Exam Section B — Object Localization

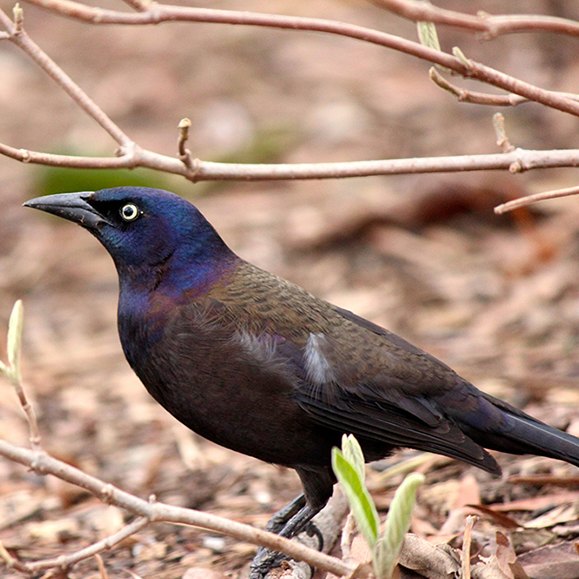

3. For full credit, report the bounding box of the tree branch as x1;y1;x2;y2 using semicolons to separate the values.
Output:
429;67;579;109
19;0;579;116
5;140;579;180
0;438;359;577
1;3;579;183
373;0;579;39
0;9;133;149
21;517;150;574
495;184;579;214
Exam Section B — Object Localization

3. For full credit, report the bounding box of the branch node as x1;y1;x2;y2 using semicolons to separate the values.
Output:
93;8;105;24
101;483;115;502
29;450;44;474
509;159;524;173
187;157;203;182
476;11;498;40
452;46;474;75
55;553;70;571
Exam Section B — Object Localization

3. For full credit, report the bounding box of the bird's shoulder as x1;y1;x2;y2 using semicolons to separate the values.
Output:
162;261;458;390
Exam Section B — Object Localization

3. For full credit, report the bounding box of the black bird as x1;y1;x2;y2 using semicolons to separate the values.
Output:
25;187;579;572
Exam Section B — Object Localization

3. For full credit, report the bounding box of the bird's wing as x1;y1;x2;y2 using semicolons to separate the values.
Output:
286;304;503;473
289;304;579;473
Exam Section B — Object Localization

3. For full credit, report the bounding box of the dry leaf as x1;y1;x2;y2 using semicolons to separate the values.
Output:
517;540;579;579
471;532;529;579
398;533;461;578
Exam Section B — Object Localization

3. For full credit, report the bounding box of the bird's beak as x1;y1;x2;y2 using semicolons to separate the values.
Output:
23;192;108;229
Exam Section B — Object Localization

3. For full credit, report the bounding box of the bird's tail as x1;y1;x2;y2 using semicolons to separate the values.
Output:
458;393;579;470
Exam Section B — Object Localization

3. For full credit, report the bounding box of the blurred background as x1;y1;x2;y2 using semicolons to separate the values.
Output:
2;1;579;577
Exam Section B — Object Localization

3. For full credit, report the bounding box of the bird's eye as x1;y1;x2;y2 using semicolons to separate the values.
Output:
120;203;140;222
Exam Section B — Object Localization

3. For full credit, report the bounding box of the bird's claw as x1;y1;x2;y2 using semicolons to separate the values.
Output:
248;520;323;579
249;546;289;579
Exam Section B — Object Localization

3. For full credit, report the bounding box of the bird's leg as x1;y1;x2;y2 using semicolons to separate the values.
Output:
250;496;322;579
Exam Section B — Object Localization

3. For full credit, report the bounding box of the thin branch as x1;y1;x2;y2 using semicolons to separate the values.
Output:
177;118;194;171
0;3;578;182
0;439;359;578
429;67;579;108
94;554;109;579
121;0;150;11
0;9;133;149
22;517;149;574
340;513;357;564
492;113;515;154
429;67;529;106
19;0;579;117
0;540;26;573
0;301;42;453
19;0;472;74
461;515;477;579
494;184;579;214
373;0;579;39
450;49;579;116
4;139;579;180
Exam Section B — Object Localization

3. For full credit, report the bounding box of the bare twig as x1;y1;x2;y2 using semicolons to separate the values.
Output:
121;0;151;11
177;118;194;171
429;67;527;106
430;68;579;107
5;140;579;180
18;0;579;117
492;113;515;154
22;517;149;574
0;439;359;577
13;3;24;33
94;554;109;579
0;301;42;453
373;0;579;39
0;3;578;183
495;184;579;214
462;515;477;579
0;9;133;149
340;513;357;564
0;540;24;573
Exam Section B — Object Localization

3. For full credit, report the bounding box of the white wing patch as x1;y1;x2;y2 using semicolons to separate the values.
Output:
234;331;279;364
304;333;334;384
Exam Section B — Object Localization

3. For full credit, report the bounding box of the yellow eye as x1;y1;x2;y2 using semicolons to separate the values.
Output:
120;203;140;221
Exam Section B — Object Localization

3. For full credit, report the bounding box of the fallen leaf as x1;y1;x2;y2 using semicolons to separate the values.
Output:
470;532;529;579
517;540;579;579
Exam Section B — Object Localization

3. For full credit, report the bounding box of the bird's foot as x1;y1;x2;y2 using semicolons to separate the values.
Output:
264;494;306;534
249;519;323;579
249;546;288;579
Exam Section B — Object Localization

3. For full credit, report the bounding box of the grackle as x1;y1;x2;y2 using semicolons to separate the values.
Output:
25;187;579;574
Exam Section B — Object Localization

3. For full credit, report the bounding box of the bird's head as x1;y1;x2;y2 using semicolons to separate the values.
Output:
24;187;235;292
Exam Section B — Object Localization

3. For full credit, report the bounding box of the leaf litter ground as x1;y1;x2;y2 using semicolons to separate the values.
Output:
2;2;579;577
